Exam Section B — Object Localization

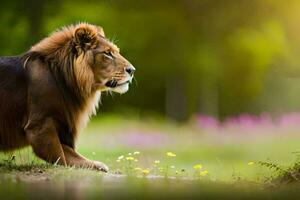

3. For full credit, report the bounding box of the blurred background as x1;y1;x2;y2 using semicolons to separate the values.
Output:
1;0;300;185
2;0;300;121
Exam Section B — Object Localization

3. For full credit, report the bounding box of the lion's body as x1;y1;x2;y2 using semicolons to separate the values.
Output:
0;56;28;150
0;23;135;172
0;55;100;151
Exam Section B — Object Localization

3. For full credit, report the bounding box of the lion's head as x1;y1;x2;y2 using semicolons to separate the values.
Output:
29;23;135;95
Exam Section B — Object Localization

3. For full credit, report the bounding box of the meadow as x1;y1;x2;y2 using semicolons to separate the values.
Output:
0;114;299;199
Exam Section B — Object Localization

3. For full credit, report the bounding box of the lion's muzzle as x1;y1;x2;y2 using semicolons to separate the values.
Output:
125;65;136;76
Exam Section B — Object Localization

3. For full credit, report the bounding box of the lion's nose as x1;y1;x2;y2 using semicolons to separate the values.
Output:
125;66;136;76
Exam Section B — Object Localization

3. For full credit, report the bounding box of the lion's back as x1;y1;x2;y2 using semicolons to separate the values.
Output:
0;56;29;150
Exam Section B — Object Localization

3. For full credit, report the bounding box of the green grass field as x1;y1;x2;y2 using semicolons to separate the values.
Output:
1;115;300;199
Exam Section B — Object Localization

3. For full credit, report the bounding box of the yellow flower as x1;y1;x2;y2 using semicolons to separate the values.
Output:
126;156;135;161
248;161;255;166
133;151;140;155
200;170;209;176
118;155;124;160
142;169;150;176
134;159;138;162
166;152;176;157
134;167;142;171
193;164;203;170
154;160;160;164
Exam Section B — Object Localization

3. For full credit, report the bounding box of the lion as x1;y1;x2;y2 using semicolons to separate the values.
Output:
0;23;135;172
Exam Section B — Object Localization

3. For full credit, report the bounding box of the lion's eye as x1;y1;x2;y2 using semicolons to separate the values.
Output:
103;51;114;59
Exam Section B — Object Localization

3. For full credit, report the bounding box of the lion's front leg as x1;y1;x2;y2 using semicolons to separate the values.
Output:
25;118;67;165
62;144;109;172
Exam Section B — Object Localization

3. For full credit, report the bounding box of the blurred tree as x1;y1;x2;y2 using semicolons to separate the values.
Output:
1;0;300;121
0;0;60;53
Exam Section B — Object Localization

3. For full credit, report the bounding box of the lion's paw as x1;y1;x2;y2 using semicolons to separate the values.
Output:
92;161;109;173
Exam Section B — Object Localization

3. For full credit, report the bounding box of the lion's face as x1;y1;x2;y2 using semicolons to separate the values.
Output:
74;25;135;94
91;37;135;94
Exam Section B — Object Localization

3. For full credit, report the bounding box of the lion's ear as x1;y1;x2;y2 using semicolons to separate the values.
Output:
74;26;97;51
97;26;105;37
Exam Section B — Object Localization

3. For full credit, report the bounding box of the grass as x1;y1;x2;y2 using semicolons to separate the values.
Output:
0;115;300;199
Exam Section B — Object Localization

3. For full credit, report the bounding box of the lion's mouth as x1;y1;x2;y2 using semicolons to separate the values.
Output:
105;80;130;88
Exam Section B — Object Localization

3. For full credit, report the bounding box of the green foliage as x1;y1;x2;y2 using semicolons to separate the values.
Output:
1;0;300;120
257;153;300;184
257;161;285;174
